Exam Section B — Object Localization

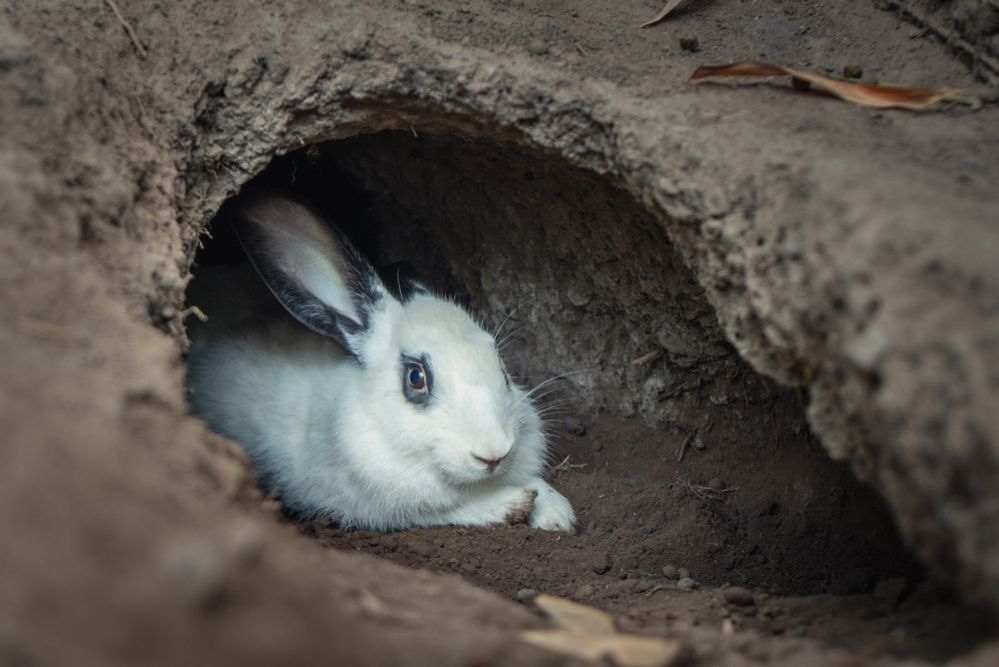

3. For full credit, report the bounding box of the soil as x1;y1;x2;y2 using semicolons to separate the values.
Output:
2;1;998;666
310;413;991;664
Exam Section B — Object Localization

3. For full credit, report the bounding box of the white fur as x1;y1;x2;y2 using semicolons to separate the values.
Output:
186;199;575;532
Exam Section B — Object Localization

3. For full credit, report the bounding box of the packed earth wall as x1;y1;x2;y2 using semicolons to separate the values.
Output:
2;1;998;665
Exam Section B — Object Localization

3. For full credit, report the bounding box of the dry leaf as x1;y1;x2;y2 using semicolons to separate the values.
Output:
640;0;685;29
690;61;964;110
533;594;616;635
521;629;683;667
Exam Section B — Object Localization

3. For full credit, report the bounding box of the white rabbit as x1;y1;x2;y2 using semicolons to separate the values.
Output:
186;191;575;532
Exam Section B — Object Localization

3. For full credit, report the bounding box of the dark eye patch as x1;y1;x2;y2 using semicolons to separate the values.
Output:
401;353;433;406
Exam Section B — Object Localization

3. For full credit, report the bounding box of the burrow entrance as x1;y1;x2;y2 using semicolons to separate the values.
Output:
187;129;923;608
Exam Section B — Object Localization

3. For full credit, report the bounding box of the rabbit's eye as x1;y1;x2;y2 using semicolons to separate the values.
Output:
401;355;433;406
407;364;427;390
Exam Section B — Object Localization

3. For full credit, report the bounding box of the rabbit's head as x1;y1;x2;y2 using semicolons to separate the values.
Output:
233;192;540;485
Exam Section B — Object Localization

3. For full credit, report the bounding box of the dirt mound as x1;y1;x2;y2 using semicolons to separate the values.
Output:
2;1;998;665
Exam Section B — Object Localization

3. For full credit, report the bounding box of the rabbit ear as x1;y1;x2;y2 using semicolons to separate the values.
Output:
230;191;391;360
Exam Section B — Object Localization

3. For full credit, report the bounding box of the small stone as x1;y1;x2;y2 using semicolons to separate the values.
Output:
677;577;697;590
661;564;678;579
677;567;690;579
843;64;864;79
574;584;595;599
691;437;705;451
708;477;726;492
634;580;654;593
563;417;586;437
721;586;755;607
680;35;700;52
527;40;549;56
516;588;537;603
592;554;612;575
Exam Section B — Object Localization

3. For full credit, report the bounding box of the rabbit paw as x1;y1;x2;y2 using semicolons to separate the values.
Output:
527;479;576;532
438;485;538;527
504;489;538;525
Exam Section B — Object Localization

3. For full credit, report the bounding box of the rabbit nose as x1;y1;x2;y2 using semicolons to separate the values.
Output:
473;453;507;472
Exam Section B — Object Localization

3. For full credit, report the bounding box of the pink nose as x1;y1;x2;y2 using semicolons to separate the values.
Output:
473;454;506;472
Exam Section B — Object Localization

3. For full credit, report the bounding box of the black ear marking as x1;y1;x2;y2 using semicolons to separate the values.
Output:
229;189;391;361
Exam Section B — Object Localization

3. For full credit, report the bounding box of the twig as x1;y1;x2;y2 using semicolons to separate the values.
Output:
681;479;737;502
631;350;662;366
180;306;208;322
103;0;147;58
553;455;587;472
644;585;668;598
676;432;695;462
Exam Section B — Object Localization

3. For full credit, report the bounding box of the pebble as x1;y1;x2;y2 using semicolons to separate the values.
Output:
527;40;550;56
843;64;864;79
680;35;700;52
721;586;755;606
661;564;678;579
574;584;595;599
516;588;537;603
677;577;698;590
592;554;612;575
634;580;654;593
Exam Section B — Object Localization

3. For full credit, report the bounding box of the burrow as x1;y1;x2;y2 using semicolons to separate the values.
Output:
184;127;922;599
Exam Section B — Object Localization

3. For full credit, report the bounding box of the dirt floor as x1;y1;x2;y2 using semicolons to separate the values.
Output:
3;1;999;666
307;413;992;665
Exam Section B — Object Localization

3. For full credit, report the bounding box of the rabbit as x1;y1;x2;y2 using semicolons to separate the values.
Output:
185;191;576;532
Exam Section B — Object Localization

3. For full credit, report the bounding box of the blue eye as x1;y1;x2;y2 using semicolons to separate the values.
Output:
407;364;427;391
401;354;433;406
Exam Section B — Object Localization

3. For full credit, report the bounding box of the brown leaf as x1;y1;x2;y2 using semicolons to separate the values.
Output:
521;629;683;667
690;61;964;110
640;0;685;29
533;594;616;635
